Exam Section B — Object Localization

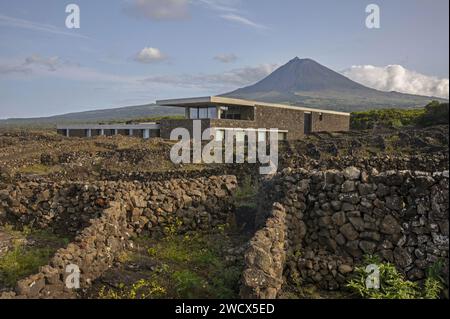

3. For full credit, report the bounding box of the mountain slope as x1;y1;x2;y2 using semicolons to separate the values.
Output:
222;57;447;112
0;104;183;127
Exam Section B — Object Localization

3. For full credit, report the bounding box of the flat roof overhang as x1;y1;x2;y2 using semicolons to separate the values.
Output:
156;96;351;116
56;123;160;130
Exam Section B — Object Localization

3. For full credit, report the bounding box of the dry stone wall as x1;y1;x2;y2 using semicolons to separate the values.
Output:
240;203;286;299
288;168;449;290
243;168;449;297
280;153;449;173
0;176;238;236
0;175;238;299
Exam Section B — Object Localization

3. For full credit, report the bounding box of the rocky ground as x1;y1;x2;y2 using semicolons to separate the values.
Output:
0;125;448;183
0;125;448;299
279;125;449;171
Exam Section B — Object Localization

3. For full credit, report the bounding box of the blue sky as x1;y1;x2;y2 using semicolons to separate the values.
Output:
0;0;448;118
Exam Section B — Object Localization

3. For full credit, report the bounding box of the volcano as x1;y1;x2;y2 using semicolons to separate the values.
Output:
222;57;446;112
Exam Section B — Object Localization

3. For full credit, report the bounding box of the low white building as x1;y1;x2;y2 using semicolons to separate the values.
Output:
56;123;160;139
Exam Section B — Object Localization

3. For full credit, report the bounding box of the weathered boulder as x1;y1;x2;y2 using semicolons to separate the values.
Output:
380;215;401;235
343;167;361;181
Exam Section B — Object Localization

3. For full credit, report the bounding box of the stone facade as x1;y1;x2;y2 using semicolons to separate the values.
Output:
160;105;349;140
311;112;351;133
159;119;212;140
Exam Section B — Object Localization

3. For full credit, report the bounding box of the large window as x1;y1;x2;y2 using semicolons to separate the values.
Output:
198;107;208;119
220;106;242;120
189;106;218;119
190;108;198;119
208;107;217;119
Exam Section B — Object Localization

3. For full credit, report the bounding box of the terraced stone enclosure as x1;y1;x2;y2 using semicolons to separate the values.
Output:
0;126;448;299
0;176;241;298
241;168;449;298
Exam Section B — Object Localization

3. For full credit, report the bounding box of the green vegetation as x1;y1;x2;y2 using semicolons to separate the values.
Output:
233;176;258;209
351;101;449;130
347;255;445;299
97;229;244;299
0;227;69;287
419;101;450;126
0;245;55;287
98;279;167;299
351;108;426;130
16;163;57;175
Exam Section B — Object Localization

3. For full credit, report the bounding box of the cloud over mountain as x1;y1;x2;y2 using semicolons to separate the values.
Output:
342;65;449;99
214;53;238;63
142;63;278;89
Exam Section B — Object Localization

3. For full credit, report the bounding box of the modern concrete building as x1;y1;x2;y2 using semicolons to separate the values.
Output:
57;97;350;140
157;96;350;140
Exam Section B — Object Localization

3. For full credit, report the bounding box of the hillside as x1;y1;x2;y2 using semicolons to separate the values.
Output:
0;104;183;128
222;57;447;112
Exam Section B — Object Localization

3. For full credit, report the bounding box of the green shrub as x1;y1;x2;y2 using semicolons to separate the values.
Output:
423;277;444;299
350;101;449;130
347;255;444;299
350;108;425;130
419;101;449;126
163;217;183;237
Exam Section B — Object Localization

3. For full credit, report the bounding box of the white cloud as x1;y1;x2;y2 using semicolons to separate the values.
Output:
124;0;189;20
0;14;89;39
134;47;167;63
214;53;238;63
24;55;62;71
220;13;267;29
0;55;62;75
0;64;31;75
0;55;137;84
142;63;278;90
1;54;276;97
123;1;267;30
195;0;239;12
342;65;449;99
